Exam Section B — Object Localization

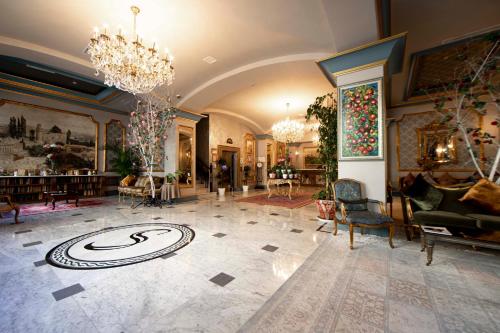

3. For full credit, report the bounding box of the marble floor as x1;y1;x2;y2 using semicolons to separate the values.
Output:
0;192;499;333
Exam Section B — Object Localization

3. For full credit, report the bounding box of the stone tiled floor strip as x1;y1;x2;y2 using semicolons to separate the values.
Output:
0;193;499;332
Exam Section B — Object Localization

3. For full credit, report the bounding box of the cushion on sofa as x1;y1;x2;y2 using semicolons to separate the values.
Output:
459;179;500;215
406;174;443;211
466;214;500;231
436;186;483;214
413;210;477;229
120;175;137;186
134;176;150;188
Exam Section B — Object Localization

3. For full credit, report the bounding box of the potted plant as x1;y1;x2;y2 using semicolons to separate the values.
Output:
242;165;251;192
165;170;183;184
107;144;141;178
306;92;338;220
269;165;276;179
216;158;229;196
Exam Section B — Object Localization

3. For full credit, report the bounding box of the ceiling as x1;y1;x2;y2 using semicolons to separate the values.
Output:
0;0;379;132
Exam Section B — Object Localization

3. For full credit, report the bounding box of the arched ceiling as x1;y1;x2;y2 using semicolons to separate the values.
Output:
0;0;379;133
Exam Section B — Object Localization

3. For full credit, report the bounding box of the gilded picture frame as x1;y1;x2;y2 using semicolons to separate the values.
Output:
104;119;126;172
0;99;99;171
338;78;384;161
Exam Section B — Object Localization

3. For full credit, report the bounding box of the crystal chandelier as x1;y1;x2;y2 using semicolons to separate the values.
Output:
271;103;305;143
87;6;175;95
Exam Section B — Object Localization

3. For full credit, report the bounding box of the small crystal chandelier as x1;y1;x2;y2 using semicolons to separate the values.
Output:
271;103;305;143
87;6;175;95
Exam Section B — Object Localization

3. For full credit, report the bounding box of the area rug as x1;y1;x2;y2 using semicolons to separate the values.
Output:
3;199;110;217
235;193;314;209
239;233;500;333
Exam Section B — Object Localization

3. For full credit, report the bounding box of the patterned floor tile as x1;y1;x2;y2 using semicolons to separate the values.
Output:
388;300;440;333
439;314;497;333
334;314;383;333
388;278;432;310
423;270;471;296
340;288;385;329
356;257;388;276
430;287;495;329
352;269;387;296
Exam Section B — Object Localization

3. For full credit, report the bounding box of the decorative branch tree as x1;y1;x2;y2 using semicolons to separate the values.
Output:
128;93;176;202
431;33;499;183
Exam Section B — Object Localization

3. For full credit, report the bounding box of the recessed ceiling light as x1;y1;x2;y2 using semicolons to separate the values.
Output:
203;56;217;64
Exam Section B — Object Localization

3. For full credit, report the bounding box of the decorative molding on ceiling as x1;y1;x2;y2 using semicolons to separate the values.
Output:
0;35;92;69
177;52;331;108
204;108;265;134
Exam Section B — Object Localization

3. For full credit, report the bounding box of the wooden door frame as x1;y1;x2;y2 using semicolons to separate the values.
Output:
217;145;241;188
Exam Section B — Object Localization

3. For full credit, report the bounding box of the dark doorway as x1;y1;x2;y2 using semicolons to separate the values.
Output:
217;145;241;190
195;115;210;190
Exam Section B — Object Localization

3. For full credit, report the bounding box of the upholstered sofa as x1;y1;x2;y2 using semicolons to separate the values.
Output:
402;176;500;240
118;176;163;203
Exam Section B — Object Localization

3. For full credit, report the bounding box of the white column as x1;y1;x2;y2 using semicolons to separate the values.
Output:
336;65;387;203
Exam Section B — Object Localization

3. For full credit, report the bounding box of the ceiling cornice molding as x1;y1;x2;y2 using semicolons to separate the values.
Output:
177;52;331;108
204;108;265;134
0;35;92;70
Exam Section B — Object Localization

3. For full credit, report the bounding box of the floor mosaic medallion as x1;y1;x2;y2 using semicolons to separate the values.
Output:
46;223;194;269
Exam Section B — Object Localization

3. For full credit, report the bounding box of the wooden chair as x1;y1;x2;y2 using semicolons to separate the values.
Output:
333;179;394;250
0;194;20;224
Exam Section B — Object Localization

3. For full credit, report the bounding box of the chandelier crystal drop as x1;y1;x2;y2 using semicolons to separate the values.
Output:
87;6;175;95
271;103;305;143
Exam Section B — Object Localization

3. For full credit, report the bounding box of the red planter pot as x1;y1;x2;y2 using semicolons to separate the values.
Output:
315;199;335;220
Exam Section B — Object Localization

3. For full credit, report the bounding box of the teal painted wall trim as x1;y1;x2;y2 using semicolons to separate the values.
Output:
174;108;205;122
318;33;407;85
0;81;129;115
0;55;117;100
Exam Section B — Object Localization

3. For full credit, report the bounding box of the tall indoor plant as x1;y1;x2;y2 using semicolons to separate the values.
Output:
306;92;338;220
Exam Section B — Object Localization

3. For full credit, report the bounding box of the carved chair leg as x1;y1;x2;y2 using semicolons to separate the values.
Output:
349;224;354;250
388;223;395;248
14;206;20;224
333;220;338;236
420;229;426;252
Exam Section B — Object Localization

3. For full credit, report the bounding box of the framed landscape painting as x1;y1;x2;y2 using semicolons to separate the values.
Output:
338;79;383;160
0;99;98;171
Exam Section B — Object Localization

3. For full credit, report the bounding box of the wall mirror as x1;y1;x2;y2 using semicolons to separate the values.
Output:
303;147;321;168
417;122;457;166
178;126;193;187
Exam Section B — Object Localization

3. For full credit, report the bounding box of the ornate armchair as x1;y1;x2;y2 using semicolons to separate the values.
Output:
333;179;394;249
0;194;20;224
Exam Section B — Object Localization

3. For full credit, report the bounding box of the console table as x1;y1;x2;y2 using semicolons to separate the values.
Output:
267;178;301;200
